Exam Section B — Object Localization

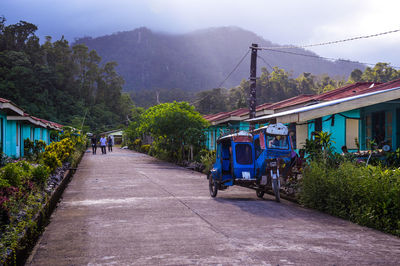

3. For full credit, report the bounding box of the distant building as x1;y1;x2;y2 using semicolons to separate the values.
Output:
100;129;124;145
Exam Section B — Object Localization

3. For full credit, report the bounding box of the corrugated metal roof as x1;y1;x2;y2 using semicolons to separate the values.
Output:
0;98;11;103
248;86;400;122
204;79;400;124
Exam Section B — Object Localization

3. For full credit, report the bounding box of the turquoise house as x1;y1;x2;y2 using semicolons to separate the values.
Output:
0;97;62;159
204;108;250;150
250;81;400;153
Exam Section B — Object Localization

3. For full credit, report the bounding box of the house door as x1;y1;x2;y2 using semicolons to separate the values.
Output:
0;118;3;152
16;123;21;158
371;111;386;147
397;108;400;149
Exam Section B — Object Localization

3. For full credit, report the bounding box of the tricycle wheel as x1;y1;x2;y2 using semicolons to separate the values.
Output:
209;175;218;197
256;190;264;198
272;178;280;202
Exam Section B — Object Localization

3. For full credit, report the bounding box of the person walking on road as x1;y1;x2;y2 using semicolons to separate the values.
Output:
107;136;113;152
91;135;97;154
100;135;107;154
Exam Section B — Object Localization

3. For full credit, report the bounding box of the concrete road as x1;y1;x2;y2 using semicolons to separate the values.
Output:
28;148;400;265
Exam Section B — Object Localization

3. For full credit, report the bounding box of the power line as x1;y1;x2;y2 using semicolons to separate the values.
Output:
257;28;400;50
257;55;274;71
217;49;250;88
190;49;250;105
260;48;400;69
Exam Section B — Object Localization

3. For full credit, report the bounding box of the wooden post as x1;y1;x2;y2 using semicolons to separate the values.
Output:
249;43;258;130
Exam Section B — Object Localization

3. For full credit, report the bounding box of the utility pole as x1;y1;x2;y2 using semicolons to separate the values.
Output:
249;43;258;130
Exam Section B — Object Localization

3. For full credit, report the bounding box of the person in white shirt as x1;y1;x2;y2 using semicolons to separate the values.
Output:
100;135;107;154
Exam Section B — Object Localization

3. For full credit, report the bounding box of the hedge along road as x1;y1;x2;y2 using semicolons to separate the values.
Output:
28;148;400;265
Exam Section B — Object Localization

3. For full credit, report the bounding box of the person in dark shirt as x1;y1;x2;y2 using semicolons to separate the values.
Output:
107;136;113;152
91;135;97;154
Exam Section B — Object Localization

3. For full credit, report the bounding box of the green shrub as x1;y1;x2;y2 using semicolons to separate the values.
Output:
32;165;50;186
199;149;216;174
24;138;35;160
16;160;33;172
0;163;27;187
140;144;150;154
133;139;142;150
42;151;62;172
148;141;170;161
300;160;400;236
0;176;9;189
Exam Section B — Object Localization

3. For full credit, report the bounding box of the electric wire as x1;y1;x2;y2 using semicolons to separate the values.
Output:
190;49;250;105
217;49;250;88
257;28;400;50
260;48;400;69
257;55;274;71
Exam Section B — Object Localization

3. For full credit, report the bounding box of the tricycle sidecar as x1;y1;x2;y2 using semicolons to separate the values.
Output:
208;131;255;197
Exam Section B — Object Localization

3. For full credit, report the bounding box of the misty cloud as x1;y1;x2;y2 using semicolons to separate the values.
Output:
1;0;400;66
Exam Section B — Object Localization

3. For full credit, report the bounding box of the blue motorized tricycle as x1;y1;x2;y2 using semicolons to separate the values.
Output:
208;124;294;202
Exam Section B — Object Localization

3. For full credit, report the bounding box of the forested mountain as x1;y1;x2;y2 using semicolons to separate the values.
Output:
75;26;364;93
0;18;132;132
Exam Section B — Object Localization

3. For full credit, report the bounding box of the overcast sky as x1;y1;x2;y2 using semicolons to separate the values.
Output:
2;0;400;67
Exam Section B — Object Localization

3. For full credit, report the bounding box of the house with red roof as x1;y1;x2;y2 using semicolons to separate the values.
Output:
0;98;62;158
204;79;400;152
249;80;400;152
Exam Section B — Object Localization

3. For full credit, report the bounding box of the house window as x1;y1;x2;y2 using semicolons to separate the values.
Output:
0;118;3;150
296;124;308;149
346;119;359;150
366;114;372;144
397;109;400;150
314;118;322;132
386;111;392;147
372;111;386;148
16;124;20;146
366;111;392;149
211;131;214;150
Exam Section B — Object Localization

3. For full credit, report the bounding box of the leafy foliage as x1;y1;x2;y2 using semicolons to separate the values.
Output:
300;161;400;236
0;17;133;132
0;133;86;263
126;102;209;162
23;139;46;161
199;149;216;174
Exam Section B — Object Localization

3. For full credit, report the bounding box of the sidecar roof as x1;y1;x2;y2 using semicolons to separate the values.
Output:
218;131;253;143
255;123;288;135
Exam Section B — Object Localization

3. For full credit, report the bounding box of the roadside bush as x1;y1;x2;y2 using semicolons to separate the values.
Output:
42;151;62;172
199;149;216;174
300;160;400;236
0;176;9;189
0;152;12;168
31;165;50;187
140;144;150;154
24;139;47;161
0;163;26;187
41;137;74;172
148;139;170;161
134;139;142;150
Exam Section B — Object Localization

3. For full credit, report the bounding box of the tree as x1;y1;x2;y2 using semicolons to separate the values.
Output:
361;63;400;83
349;69;363;83
194;88;228;114
137;102;209;161
0;18;132;132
